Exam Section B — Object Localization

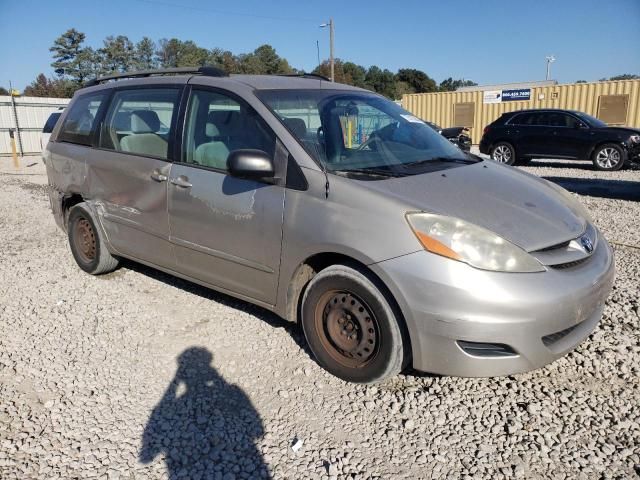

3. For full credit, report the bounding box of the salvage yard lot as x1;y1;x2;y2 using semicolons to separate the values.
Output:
1;158;638;479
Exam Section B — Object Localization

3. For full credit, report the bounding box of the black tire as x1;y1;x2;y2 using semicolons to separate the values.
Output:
592;143;626;171
301;264;407;384
68;203;119;275
490;141;517;166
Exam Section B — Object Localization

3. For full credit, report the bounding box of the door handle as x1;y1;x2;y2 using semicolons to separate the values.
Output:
150;170;168;182
170;176;192;188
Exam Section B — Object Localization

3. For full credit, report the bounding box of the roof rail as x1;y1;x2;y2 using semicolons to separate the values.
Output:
84;66;227;87
278;73;332;82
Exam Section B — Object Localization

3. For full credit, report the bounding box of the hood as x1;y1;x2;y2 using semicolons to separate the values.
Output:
361;161;586;252
599;126;640;136
440;126;467;138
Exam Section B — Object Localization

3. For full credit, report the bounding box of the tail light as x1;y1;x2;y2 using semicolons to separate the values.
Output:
483;126;490;135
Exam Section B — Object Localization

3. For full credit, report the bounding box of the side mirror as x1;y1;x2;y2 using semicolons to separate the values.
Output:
227;149;275;180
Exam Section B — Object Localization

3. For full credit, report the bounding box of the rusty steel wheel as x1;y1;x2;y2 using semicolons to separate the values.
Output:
314;290;380;368
68;203;119;275
301;264;406;383
73;217;97;263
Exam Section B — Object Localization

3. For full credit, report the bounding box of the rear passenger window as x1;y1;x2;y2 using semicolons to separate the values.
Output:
182;89;275;171
58;93;106;146
99;88;180;159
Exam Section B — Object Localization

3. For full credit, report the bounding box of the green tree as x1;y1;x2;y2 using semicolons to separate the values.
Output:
313;59;367;86
576;80;587;83
98;35;135;74
438;77;478;91
50;28;96;83
155;38;211;68
365;66;397;99
23;73;76;97
0;86;9;95
135;37;157;70
209;48;240;73
396;68;437;94
608;74;639;81
238;45;293;74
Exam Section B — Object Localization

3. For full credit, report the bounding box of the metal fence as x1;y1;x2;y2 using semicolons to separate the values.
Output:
0;96;70;157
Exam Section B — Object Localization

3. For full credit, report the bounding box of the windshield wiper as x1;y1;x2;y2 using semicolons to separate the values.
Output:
402;156;477;168
331;167;406;178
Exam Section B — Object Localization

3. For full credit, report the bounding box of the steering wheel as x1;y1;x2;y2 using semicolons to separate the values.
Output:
356;133;382;152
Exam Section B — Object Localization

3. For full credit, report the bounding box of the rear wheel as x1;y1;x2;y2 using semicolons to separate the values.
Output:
68;203;119;275
301;265;407;384
490;142;517;166
592;144;625;171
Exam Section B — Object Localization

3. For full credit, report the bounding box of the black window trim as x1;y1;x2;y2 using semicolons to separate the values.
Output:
56;90;112;147
174;84;282;178
91;84;184;162
506;110;587;129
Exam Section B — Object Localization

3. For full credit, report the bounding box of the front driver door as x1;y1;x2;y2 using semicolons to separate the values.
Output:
168;87;285;305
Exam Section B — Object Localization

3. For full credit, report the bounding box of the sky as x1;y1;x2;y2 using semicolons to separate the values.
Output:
1;0;639;91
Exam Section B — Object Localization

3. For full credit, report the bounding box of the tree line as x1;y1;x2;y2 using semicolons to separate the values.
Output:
4;28;638;99
17;28;477;99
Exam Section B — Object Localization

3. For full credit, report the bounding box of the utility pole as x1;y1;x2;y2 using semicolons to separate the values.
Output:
320;19;335;82
545;55;556;81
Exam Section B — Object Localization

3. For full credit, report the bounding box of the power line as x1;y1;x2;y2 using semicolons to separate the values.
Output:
132;0;318;23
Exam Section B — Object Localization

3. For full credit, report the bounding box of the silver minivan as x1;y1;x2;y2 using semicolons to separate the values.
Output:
44;67;615;383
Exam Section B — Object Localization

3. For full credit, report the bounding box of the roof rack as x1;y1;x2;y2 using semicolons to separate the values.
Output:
278;73;332;82
84;66;227;87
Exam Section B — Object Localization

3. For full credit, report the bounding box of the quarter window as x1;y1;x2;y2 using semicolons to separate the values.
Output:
182;89;275;171
99;88;180;159
58;93;106;146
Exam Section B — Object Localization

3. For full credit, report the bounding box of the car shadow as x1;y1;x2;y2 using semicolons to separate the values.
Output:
139;347;271;479
543;176;640;201
119;259;308;352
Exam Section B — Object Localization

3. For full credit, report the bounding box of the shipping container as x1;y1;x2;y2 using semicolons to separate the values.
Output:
402;79;640;145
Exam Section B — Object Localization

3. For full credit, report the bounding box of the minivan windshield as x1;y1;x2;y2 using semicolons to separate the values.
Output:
258;89;475;177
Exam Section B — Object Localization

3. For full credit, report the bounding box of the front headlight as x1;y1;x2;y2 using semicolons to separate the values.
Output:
406;213;545;273
629;134;640;144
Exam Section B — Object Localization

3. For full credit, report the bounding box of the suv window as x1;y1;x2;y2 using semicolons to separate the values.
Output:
58;93;106;146
546;112;579;128
99;88;180;159
510;113;533;125
183;89;275;171
43;112;62;134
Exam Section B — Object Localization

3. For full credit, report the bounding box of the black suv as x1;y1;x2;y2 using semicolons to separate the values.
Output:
479;109;640;170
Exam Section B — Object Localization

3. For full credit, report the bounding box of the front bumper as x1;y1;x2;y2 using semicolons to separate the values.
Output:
626;142;640;162
371;236;615;377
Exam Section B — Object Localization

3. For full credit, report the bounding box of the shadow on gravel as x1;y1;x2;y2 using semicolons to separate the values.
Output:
543;176;640;201
119;259;308;351
140;347;271;479
526;159;595;170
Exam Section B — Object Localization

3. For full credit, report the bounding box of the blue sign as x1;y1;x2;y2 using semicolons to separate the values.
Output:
501;88;531;101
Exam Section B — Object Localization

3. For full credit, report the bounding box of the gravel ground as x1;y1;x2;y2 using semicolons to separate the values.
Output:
1;156;639;480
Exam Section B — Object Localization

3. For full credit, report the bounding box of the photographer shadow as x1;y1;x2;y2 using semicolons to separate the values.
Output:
140;347;270;479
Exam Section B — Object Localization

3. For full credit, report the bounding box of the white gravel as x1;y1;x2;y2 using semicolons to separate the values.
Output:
1;157;639;479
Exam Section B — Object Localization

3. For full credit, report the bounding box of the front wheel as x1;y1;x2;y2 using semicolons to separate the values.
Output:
490;142;517;166
301;264;407;384
592;144;625;171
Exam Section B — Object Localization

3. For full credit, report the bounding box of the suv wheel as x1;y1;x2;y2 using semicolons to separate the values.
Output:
68;203;120;275
490;142;517;165
592;144;625;171
301;264;407;384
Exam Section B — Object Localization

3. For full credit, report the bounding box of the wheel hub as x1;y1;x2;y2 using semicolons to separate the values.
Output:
596;148;620;169
317;291;378;367
75;218;96;262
